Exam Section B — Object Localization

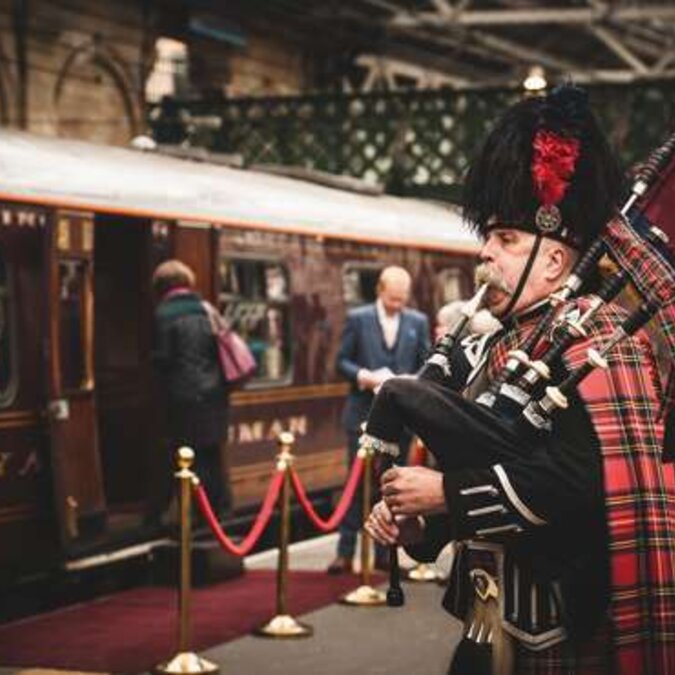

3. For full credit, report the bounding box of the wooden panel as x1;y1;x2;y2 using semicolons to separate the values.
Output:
0;422;57;571
228;31;304;96
231;448;345;507
174;223;216;300
49;394;104;536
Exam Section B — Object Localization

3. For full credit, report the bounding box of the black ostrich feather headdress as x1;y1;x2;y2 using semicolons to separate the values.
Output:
462;84;624;250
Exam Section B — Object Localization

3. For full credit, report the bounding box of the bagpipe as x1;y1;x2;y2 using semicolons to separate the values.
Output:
363;129;675;606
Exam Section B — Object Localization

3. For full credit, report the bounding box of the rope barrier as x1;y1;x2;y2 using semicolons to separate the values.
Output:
194;447;365;552
409;439;427;466
289;455;364;533
193;469;284;557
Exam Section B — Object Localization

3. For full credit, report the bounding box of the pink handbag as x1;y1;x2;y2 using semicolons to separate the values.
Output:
203;302;257;386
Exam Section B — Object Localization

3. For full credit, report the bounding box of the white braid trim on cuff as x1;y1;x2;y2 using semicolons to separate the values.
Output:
359;432;400;458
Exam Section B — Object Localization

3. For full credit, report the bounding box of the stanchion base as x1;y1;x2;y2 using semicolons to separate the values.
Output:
254;613;314;638
154;651;219;674
340;584;387;606
406;563;441;583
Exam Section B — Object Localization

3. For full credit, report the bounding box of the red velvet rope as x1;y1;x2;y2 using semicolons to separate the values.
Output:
192;469;284;557
409;441;427;467
289;455;364;533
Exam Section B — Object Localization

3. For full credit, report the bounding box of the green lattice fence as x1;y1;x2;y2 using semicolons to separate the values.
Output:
148;83;675;201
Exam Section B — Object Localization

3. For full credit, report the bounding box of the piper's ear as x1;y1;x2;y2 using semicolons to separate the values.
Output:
543;241;571;283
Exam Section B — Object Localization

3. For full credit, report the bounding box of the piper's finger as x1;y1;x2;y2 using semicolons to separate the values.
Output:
376;521;398;545
364;522;384;545
377;502;394;524
382;494;399;510
390;501;416;516
381;482;400;497
366;519;395;545
372;509;399;538
382;519;400;541
381;468;399;484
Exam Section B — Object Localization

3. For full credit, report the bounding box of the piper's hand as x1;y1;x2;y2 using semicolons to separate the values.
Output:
381;466;447;516
365;500;425;546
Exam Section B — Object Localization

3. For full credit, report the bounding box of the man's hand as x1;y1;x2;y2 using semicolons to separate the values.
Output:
365;500;425;546
381;466;447;516
357;368;393;392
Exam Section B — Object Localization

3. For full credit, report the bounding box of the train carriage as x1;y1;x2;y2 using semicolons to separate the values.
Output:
0;129;478;587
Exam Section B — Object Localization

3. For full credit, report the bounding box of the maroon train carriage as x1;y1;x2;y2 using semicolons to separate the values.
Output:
0;129;478;589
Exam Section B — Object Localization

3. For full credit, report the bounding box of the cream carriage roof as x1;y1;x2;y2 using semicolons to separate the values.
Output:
0;129;478;253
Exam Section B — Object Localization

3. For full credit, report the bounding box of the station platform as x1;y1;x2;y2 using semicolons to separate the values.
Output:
0;534;462;675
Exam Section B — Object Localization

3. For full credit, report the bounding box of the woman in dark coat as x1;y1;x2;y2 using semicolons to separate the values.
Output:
149;259;231;524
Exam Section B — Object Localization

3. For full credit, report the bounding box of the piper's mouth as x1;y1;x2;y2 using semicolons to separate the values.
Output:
475;264;511;295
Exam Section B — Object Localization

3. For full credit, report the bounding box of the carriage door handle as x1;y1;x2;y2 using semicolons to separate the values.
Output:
48;398;70;421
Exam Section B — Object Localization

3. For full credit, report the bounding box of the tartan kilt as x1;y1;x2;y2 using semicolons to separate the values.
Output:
514;621;611;675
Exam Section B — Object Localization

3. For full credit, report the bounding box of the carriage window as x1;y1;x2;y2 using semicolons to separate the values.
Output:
342;263;382;307
0;255;17;407
437;268;463;305
218;258;291;384
59;260;91;391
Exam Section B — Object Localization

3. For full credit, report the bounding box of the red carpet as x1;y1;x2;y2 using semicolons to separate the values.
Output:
0;570;375;672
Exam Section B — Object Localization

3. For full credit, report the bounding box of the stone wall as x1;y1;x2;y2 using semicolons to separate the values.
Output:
0;0;147;143
0;1;310;144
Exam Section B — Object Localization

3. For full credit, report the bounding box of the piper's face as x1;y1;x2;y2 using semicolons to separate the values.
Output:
479;228;548;318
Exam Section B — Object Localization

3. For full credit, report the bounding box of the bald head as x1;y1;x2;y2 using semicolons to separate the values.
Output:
377;266;411;317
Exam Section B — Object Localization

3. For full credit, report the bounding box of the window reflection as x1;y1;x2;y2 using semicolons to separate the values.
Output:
437;268;462;304
342;264;382;307
219;258;291;383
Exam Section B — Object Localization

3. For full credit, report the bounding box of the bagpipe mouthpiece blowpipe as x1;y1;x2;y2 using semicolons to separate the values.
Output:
418;274;491;386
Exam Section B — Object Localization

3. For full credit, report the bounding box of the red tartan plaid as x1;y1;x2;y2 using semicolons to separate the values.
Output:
515;619;612;674
486;296;675;674
605;215;675;419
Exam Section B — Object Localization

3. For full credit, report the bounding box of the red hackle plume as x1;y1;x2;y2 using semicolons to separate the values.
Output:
531;130;581;206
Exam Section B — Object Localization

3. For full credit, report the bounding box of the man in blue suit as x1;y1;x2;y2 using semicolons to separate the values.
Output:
328;266;431;574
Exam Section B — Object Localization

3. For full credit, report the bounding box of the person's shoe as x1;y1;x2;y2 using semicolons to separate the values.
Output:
326;555;353;575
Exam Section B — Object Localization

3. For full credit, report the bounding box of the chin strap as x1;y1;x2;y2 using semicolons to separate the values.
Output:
501;235;543;319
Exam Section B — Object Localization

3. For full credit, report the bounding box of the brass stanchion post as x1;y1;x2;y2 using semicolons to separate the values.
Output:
155;447;219;675
255;432;313;637
341;446;386;606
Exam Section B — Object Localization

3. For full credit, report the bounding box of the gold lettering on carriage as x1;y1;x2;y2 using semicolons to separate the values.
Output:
0;206;47;228
228;415;308;445
18;450;40;477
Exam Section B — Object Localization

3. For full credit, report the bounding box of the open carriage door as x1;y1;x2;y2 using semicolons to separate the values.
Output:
45;210;105;548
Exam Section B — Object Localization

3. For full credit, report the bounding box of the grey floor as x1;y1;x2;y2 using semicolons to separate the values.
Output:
0;535;462;675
